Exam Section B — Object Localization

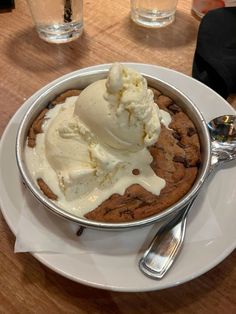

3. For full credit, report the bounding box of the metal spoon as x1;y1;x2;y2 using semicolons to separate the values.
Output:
139;115;236;279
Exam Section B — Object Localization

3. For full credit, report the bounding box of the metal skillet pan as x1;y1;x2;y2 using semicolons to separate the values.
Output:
15;69;211;230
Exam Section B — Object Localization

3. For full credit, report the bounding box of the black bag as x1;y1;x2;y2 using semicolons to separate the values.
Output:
192;8;236;99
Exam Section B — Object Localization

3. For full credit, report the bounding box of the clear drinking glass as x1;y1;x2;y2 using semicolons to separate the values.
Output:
27;0;83;43
130;0;178;28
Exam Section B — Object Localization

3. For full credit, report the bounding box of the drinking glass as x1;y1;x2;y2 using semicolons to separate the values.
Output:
130;0;178;28
27;0;83;43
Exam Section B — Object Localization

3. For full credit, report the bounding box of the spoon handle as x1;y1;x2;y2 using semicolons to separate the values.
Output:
139;200;194;279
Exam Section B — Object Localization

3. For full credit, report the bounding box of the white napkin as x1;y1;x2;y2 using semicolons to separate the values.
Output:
14;186;222;254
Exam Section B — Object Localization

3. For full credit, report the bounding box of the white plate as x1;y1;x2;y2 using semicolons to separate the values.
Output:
0;63;236;292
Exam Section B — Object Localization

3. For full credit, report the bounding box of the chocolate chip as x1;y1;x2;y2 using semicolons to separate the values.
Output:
76;226;85;236
173;156;187;164
196;159;201;167
184;160;190;168
187;127;196;137
177;142;186;148
47;102;55;109
167;103;182;114
172;131;181;141
132;169;140;175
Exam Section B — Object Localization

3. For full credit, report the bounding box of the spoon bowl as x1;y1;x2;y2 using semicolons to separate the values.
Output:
208;115;236;167
208;115;236;144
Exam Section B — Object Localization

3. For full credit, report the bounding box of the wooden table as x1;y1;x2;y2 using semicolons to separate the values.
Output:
0;1;235;313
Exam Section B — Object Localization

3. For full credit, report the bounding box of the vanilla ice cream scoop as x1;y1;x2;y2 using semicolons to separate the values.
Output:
25;63;171;217
74;63;161;152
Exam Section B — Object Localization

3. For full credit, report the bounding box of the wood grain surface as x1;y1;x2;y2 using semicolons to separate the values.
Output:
0;1;235;313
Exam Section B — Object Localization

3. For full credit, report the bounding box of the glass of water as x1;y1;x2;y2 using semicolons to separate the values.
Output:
130;0;178;28
27;0;83;43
